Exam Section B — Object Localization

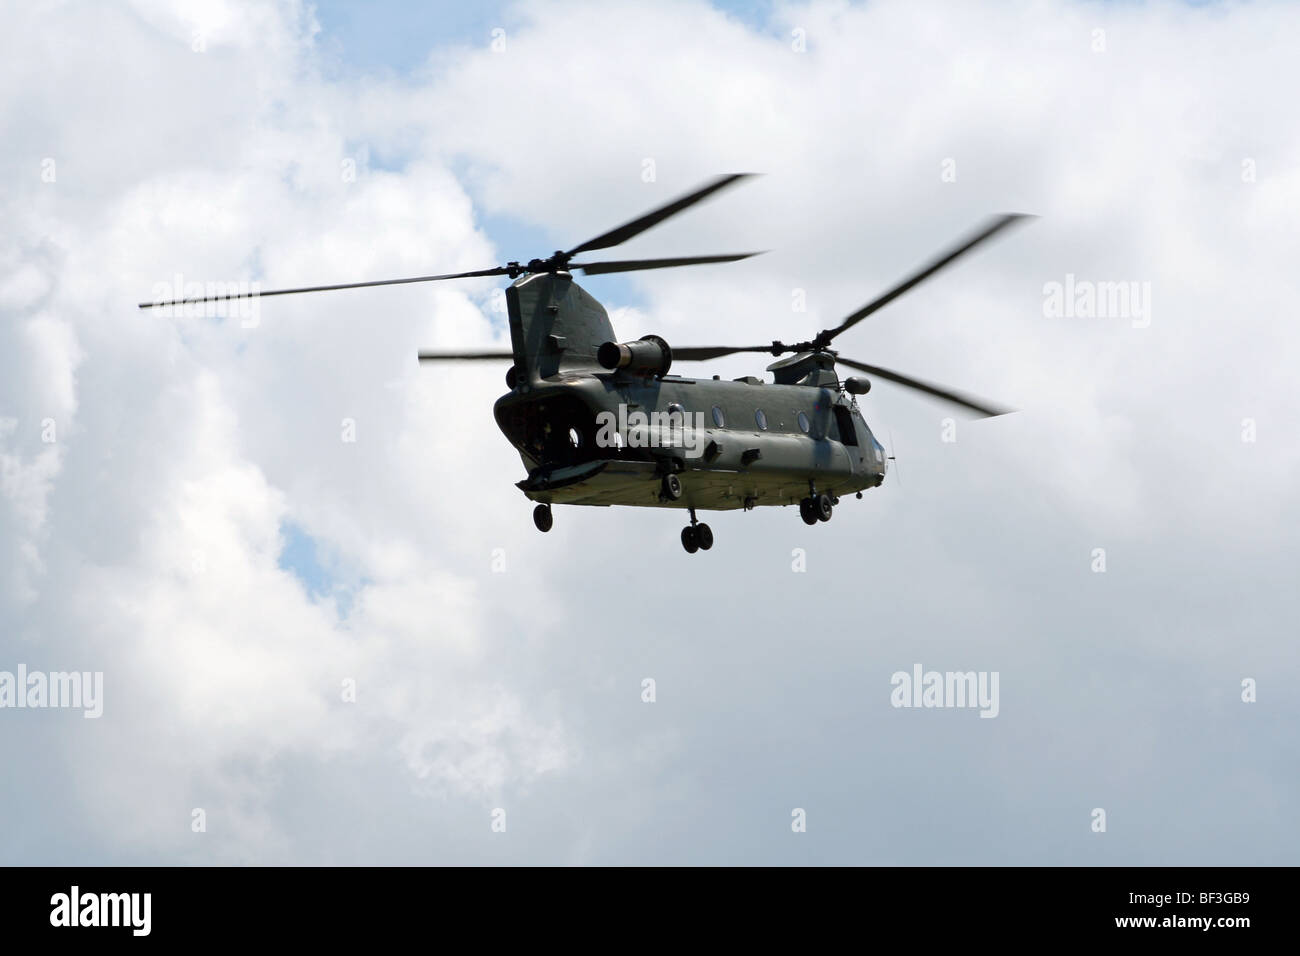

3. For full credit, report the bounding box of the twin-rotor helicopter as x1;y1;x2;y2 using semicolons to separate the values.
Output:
141;174;1031;553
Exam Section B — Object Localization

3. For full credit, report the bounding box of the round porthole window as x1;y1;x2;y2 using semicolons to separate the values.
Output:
797;411;810;433
712;405;725;427
755;409;768;430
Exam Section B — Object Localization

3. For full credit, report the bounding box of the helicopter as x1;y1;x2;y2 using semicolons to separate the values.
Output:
140;174;1032;553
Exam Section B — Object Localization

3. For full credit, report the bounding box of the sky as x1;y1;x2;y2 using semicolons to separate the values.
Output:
1;0;1297;865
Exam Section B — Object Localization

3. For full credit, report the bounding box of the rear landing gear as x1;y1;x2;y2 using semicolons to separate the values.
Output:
660;473;683;501
533;503;553;533
681;508;713;554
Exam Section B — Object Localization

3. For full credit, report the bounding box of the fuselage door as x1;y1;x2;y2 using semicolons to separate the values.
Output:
833;404;870;470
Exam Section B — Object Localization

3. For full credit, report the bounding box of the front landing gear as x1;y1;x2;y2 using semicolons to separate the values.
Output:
681;508;713;554
799;484;834;525
533;503;553;533
799;498;819;525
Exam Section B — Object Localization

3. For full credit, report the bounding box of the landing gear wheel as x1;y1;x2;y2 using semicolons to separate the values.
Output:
799;498;819;525
681;525;699;553
532;504;553;533
661;473;683;501
816;493;834;522
695;523;714;551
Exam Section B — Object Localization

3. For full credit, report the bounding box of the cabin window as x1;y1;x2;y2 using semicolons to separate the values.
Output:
712;405;725;427
797;411;810;433
755;408;768;430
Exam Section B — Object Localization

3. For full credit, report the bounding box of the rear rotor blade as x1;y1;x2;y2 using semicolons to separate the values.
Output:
818;214;1033;343
417;350;514;362
572;252;764;276
565;173;757;257
138;266;512;310
837;356;1012;418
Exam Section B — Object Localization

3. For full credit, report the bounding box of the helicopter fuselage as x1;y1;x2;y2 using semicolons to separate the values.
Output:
494;371;887;512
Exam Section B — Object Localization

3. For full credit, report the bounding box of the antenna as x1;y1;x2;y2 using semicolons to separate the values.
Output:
887;428;901;488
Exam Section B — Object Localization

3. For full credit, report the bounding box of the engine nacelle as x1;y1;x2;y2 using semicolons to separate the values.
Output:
597;334;672;376
843;376;871;395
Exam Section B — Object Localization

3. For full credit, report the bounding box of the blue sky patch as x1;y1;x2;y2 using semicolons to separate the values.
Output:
278;520;361;618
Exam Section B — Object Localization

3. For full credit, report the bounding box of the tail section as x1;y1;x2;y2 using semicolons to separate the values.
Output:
507;272;615;383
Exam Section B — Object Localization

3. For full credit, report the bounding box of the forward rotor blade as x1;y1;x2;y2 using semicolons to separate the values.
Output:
417;350;514;362
836;356;1012;418
819;213;1033;343
572;252;764;275
138;266;512;310
565;173;757;257
671;344;776;361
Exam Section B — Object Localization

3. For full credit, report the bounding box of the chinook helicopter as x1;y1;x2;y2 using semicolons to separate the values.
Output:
140;174;1031;553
